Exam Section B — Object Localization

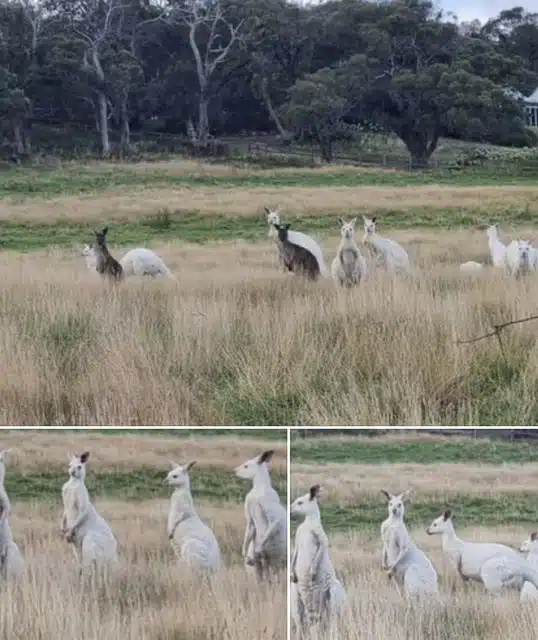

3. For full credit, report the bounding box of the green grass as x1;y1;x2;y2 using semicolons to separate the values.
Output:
292;494;538;534
1;203;537;251
291;435;538;464
5;468;287;503
0;163;537;201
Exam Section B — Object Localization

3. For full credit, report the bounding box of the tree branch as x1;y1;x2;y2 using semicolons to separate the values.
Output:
455;314;538;360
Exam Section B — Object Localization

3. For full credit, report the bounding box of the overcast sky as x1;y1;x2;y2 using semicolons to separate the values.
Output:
437;0;535;23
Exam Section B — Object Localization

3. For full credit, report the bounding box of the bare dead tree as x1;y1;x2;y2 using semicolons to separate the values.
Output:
165;0;245;146
71;0;126;156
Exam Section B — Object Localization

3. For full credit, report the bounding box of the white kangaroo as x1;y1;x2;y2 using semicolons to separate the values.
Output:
520;532;538;601
0;450;24;581
362;215;410;273
61;452;118;573
290;485;345;636
234;450;287;580
381;490;439;601
166;461;221;573
331;217;367;286
486;224;506;268
427;509;538;595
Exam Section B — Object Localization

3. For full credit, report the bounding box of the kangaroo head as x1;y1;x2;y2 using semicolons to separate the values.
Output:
93;227;109;249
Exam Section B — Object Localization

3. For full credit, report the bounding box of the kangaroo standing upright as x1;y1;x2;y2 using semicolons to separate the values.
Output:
92;227;123;280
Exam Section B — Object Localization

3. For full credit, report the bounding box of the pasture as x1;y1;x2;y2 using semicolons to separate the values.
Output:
290;431;538;639
0;429;287;640
2;160;538;424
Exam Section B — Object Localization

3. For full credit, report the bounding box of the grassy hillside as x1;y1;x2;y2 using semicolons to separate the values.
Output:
291;433;538;532
1;158;538;424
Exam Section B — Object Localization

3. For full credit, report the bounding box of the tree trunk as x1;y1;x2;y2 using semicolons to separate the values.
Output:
119;92;130;152
402;129;440;170
12;120;25;155
409;149;430;169
319;137;333;163
197;93;210;146
97;90;110;156
260;77;289;140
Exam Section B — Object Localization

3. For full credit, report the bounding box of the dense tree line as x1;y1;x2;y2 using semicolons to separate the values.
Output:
0;0;537;167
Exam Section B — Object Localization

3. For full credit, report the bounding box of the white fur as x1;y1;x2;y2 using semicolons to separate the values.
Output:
331;217;367;286
61;452;118;571
120;248;176;278
459;261;484;272
265;207;329;276
486;225;507;268
362;216;410;273
82;245;175;278
0;450;24;581
82;244;97;271
265;207;282;239
290;486;345;635
380;490;439;601
427;510;538;595
166;461;221;573
504;239;538;276
520;533;538;601
235;451;287;579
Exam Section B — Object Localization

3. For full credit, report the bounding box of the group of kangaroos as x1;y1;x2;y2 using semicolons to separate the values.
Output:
290;486;538;637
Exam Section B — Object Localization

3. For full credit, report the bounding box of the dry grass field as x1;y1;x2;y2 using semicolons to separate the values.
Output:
1;159;538;424
3;181;538;223
0;430;287;640
2;230;538;424
290;432;538;640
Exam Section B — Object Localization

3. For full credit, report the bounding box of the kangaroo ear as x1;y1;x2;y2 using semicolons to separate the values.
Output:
264;207;271;215
102;226;108;235
80;451;90;464
380;490;391;501
531;532;538;541
338;217;343;226
258;450;274;464
185;461;196;472
309;485;321;500
371;216;377;223
443;509;452;521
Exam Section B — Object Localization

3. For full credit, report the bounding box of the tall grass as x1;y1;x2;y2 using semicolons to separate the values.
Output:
309;529;538;640
290;439;538;639
1;499;286;640
2;229;538;424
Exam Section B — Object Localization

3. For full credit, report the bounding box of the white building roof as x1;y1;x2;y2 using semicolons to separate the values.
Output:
524;87;538;104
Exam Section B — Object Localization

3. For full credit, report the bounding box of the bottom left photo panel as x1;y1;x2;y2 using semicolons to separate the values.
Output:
0;428;288;640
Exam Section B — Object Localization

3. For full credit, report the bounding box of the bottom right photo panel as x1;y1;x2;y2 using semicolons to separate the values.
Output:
289;428;538;639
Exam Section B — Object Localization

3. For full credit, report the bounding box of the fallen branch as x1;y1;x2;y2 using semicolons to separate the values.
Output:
455;314;538;360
